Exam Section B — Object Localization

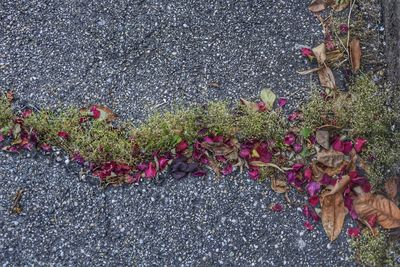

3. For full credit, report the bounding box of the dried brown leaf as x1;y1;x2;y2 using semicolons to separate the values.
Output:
333;1;350;12
308;0;326;13
240;98;259;112
312;43;327;65
297;67;322;75
385;177;399;205
271;178;288;194
317;149;344;168
6;90;14;103
328;175;351;195
321;192;346;241
316;130;330;149
318;66;336;89
350;38;361;72
353;193;400;229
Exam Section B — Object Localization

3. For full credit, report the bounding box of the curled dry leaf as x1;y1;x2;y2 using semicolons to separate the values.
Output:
317;149;344;168
308;0;326;13
350;38;361;72
312;43;327;65
250;161;285;173
271;177;288;193
240;98;259;112
321;191;346;241
297;67;322;75
385;177;399;205
318;66;336;89
316;130;330;149
353;193;400;229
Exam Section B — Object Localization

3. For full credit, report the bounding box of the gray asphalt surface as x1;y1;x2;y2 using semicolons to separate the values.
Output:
0;0;359;266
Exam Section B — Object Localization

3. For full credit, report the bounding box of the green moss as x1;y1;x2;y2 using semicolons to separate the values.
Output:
237;105;286;142
202;102;237;137
351;230;397;267
0;94;13;134
301;91;336;129
132;107;200;154
25;109;136;164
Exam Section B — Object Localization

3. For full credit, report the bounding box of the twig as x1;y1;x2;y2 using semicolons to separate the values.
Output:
346;0;357;49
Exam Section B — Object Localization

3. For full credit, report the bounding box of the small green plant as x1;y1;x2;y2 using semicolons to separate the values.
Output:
0;94;13;134
132;107;200;154
237;105;286;142
301;91;336;129
351;230;397;267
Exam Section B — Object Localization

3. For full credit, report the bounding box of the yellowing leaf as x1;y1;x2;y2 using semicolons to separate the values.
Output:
354;193;400;229
317;149;344;168
260;88;276;110
350;38;361;72
321;191;346;241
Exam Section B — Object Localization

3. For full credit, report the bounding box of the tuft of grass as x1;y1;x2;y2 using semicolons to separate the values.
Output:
0;94;13;134
301;91;336;129
131;107;200;154
237;105;286;142
202;102;237;137
351;230;397;267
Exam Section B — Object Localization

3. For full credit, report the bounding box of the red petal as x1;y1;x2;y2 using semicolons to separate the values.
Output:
158;156;170;170
0;134;4;142
308;196;319;207
343;141;353;154
248;168;260;180
90;105;101;119
288;111;300;121
257;102;267;112
303;167;313;182
239;148;250;159
354;138;367;153
293;143;303;153
22;109;33;118
284;133;296;145
221;164;233;176
57;131;70;140
292;163;304;172
271;203;284;212
367;214;377;227
332;138;344;152
306;182;320;197
347;227;361;238
304;221;314;231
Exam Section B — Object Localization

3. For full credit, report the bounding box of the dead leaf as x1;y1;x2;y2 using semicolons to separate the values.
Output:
326;50;345;63
333;0;350;12
350;38;361;72
318;66;336;89
317;149;344;168
6;90;14;103
328;175;351;195
312;43;327;65
249;161;285;173
321;191;346;241
385;177;399;205
11;189;25;214
271;178;288;193
308;0;326;13
316;130;330;149
354;193;400;229
260;88;276;110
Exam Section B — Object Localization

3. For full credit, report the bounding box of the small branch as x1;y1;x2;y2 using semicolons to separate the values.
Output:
346;0;357;49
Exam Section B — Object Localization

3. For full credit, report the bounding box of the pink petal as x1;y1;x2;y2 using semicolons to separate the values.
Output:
136;162;147;171
284;133;296;145
367;214;377;227
193;169;207;177
0;134;4;142
221;164;233;176
292;163;304;172
213;136;224;143
306;182;321;197
72;152;85;165
158;156;170;171
257;102;267;112
203;136;214;143
287;171;296;184
90;105;101;119
293;143;303;153
40;143;52;152
278;98;288;108
288;111;300;122
354;138;367;153
239;148;250;159
301;47;314;58
342;141;353;154
22;109;33;118
332;138;344;152
304;221;314;231
175;140;189;153
303;167;313;182
347;227;361;238
145;162;157;179
248;168;260;180
216;155;227;163
339;23;349;33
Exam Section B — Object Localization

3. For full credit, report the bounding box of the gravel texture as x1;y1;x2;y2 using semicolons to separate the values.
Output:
0;0;359;266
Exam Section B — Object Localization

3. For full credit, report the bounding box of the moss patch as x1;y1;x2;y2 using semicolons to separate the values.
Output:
0;94;13;134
